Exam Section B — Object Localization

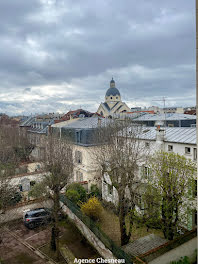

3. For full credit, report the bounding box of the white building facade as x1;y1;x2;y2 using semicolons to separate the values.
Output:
102;126;197;230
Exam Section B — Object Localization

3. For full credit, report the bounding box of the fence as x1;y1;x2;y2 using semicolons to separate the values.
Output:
60;195;133;264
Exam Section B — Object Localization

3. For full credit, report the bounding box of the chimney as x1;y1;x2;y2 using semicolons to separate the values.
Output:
156;125;165;141
155;126;165;151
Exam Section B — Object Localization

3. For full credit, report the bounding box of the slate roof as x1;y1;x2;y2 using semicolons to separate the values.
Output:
133;113;196;121
136;127;196;144
102;102;110;112
111;101;120;111
51;117;110;129
105;87;120;97
28;120;54;134
20;116;36;127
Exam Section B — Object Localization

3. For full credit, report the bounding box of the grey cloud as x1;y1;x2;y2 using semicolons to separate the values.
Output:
0;0;195;115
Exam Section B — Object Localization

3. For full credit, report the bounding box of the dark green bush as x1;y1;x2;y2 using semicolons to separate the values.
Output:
8;192;22;206
89;184;101;199
66;183;87;203
65;189;80;204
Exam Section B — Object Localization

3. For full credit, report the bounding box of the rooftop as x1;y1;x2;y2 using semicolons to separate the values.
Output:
122;234;167;257
51;117;110;129
133;113;196;121
137;126;196;144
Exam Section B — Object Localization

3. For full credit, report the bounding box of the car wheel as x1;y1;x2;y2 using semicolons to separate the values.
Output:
28;222;35;229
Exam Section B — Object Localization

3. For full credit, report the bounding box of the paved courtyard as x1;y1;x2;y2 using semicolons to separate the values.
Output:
0;220;52;264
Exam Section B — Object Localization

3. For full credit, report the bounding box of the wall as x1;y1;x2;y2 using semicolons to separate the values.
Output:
164;142;196;161
148;237;197;264
8;171;46;187
0;199;53;223
60;201;116;260
102;173;119;205
27;162;43;173
101;135;197;229
73;145;102;190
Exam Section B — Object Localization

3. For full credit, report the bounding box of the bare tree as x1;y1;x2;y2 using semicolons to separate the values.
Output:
30;135;73;259
0;123;33;165
0;123;25;242
93;119;148;245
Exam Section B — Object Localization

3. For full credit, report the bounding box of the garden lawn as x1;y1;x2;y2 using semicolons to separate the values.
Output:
40;219;100;261
99;207;164;246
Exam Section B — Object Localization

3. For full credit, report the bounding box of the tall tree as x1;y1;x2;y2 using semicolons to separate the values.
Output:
30;135;73;259
146;151;196;240
93;120;148;245
0;122;25;242
0;123;33;164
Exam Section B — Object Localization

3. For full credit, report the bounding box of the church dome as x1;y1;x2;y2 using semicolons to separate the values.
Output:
105;87;120;97
105;78;120;97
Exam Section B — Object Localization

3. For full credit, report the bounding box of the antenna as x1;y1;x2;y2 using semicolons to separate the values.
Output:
152;96;167;134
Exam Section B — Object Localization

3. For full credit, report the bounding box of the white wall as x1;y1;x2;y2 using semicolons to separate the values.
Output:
149;237;197;264
73;145;101;190
9;172;46;187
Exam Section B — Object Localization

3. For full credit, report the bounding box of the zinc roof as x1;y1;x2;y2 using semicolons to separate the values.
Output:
20;116;35;127
133;113;196;121
51;117;109;129
138;127;196;144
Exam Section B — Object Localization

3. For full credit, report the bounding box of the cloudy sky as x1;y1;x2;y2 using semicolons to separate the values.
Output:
0;0;195;115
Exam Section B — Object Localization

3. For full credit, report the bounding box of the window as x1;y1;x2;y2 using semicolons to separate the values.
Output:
193;179;197;197
185;147;191;154
75;151;82;164
76;171;83;182
33;212;41;217
110;97;113;99
134;194;144;210
193;148;197;161
30;181;36;188
142;166;151;179
40;211;48;216
168;145;173;151
145;142;149;148
168;124;174;127
76;130;82;143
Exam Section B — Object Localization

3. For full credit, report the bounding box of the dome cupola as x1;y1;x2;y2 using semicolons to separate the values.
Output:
105;78;121;98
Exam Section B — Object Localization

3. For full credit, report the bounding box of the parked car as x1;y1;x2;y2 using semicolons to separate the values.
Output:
23;208;51;229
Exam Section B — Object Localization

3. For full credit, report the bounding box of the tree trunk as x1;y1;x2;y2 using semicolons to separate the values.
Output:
118;194;131;246
50;226;56;251
52;187;60;260
162;197;174;240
